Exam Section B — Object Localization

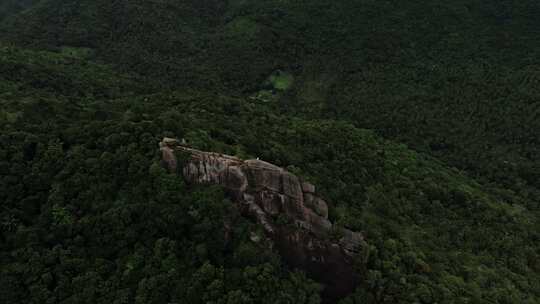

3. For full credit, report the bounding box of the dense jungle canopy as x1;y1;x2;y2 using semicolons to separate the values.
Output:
1;1;539;303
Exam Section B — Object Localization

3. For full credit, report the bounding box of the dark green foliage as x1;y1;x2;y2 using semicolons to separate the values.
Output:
1;1;540;303
0;0;37;22
0;47;323;303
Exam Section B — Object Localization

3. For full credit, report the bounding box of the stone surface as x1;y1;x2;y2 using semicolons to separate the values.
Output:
159;138;366;300
159;140;178;173
302;181;316;193
305;193;329;219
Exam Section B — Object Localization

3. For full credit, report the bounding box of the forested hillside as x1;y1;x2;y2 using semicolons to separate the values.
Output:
1;1;539;303
0;0;37;22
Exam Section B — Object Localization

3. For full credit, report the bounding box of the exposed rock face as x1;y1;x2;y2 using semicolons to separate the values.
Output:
159;138;366;299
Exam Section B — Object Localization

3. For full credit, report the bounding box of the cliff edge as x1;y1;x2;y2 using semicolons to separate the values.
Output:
160;137;366;299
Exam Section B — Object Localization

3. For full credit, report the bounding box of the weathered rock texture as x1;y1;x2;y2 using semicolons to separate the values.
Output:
160;138;366;299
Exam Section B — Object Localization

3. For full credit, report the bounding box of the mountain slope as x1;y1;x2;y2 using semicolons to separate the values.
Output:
1;1;540;303
0;45;324;304
1;45;539;303
3;0;539;200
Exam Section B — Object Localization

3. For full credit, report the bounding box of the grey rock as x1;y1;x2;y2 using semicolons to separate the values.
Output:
302;181;316;193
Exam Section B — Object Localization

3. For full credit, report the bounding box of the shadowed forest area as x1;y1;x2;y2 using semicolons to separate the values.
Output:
1;1;539;303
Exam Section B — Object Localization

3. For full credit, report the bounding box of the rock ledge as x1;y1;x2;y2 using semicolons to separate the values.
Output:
160;138;365;298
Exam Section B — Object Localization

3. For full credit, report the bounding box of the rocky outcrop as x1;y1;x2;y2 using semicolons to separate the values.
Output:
160;138;366;299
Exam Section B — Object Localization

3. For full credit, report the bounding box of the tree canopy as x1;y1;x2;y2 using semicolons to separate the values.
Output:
1;1;539;303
